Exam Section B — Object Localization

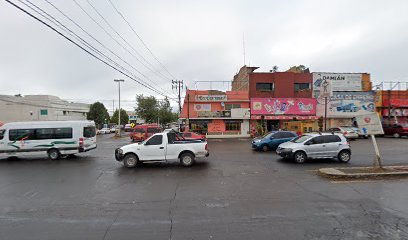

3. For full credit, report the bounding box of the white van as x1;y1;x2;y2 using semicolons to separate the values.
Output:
0;121;97;160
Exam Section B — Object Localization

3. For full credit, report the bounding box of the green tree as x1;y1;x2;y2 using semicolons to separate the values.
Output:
286;65;309;73
135;95;158;123
87;102;110;128
158;97;177;125
110;108;129;126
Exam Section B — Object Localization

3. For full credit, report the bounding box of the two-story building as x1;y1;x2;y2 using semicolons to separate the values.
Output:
232;66;317;135
180;90;250;138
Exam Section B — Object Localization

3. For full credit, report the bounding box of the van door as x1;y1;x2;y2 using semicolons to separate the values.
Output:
0;129;6;157
82;126;97;151
140;135;165;161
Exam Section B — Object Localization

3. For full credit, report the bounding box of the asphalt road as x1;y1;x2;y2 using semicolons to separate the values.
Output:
0;135;408;239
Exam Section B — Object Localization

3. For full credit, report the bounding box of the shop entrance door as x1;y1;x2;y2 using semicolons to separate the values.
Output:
267;120;280;131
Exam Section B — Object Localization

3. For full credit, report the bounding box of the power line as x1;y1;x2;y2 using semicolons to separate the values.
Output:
4;0;170;98
73;0;176;97
106;0;177;80
40;0;175;98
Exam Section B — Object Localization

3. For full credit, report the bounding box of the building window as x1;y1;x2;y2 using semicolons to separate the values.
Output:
256;83;274;91
294;83;310;91
225;104;241;110
226;123;240;131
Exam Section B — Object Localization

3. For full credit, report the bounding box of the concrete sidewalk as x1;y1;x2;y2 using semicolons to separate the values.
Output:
319;165;408;179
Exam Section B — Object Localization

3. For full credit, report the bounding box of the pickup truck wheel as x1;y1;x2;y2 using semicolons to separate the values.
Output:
123;154;138;168
180;153;195;167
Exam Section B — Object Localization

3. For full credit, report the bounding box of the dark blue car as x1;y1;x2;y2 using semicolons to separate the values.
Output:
252;131;298;152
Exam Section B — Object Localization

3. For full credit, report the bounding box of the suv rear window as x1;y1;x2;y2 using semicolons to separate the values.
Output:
83;127;96;138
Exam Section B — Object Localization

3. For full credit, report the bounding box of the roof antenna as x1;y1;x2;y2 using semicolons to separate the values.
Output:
243;32;246;66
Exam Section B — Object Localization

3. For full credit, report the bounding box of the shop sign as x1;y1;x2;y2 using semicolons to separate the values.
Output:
197;110;231;118
383;109;408;117
355;113;384;135
317;91;375;117
251;98;316;115
194;104;211;111
313;73;362;97
195;95;227;102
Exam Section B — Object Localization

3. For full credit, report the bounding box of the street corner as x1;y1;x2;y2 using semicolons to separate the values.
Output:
318;165;408;180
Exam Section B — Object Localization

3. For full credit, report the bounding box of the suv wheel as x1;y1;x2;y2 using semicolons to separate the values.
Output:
262;145;270;152
294;151;306;164
393;133;400;138
123;154;138;168
338;150;351;163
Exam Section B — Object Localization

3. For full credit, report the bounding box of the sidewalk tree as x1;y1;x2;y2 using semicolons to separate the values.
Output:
158;97;177;125
110;108;129;126
135;95;158;123
87;102;110;128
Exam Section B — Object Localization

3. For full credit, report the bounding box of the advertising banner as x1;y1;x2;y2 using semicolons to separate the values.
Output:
194;104;211;111
317;91;375;117
313;73;362;97
251;98;316;115
195;95;227;102
355;113;384;135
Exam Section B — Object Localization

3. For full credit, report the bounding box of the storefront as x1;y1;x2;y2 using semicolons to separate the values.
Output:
250;98;318;136
180;90;251;138
381;99;408;125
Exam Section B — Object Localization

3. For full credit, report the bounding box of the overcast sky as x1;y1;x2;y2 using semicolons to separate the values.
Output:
1;0;408;111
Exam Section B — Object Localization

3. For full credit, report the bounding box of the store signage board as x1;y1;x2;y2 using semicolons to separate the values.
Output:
313;73;362;97
195;95;227;102
316;91;375;117
355;113;384;135
194;104;211;111
251;98;316;115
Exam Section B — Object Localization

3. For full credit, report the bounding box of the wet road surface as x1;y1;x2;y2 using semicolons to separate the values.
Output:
0;135;407;239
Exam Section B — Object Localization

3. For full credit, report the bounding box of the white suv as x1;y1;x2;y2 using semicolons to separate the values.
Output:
276;133;351;164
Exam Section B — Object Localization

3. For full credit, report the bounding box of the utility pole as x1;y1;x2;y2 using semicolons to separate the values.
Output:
172;80;184;114
114;79;124;136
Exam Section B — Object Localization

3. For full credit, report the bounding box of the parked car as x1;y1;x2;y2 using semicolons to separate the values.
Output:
276;133;351;163
97;128;111;134
382;124;408;138
252;131;298;152
327;127;359;140
115;131;209;168
180;132;206;142
110;126;117;133
349;126;368;139
130;124;161;142
124;124;133;132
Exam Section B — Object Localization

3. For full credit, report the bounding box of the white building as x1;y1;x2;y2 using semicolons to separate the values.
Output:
0;95;89;123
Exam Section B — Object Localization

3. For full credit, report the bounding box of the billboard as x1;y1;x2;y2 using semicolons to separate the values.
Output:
251;98;316;115
313;73;362;97
355;113;384;135
317;91;375;117
195;95;227;102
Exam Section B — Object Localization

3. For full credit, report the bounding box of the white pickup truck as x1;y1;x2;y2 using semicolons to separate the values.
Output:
115;131;209;168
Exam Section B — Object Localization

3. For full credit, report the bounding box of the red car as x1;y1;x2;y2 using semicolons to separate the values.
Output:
130;124;161;142
180;132;206;141
382;124;408;138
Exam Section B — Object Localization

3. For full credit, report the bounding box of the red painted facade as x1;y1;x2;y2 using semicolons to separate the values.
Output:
249;72;313;98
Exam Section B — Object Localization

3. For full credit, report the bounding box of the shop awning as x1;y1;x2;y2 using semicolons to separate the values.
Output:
251;115;319;120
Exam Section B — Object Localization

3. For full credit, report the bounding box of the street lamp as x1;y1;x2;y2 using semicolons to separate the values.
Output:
114;79;124;136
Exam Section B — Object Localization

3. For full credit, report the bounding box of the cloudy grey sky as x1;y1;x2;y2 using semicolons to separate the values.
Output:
1;0;408;111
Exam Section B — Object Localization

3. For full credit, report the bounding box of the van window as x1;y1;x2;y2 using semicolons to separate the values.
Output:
36;128;55;140
147;128;159;133
134;128;145;133
55;128;73;139
9;129;35;141
83;127;96;138
0;129;5;140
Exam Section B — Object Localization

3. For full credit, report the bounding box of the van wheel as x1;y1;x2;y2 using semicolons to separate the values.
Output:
48;149;60;160
261;145;270;152
294;151;306;164
123;154;138;168
180;153;195;167
338;150;351;163
393;133;400;138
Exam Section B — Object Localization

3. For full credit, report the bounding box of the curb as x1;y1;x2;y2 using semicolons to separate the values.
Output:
319;165;408;179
